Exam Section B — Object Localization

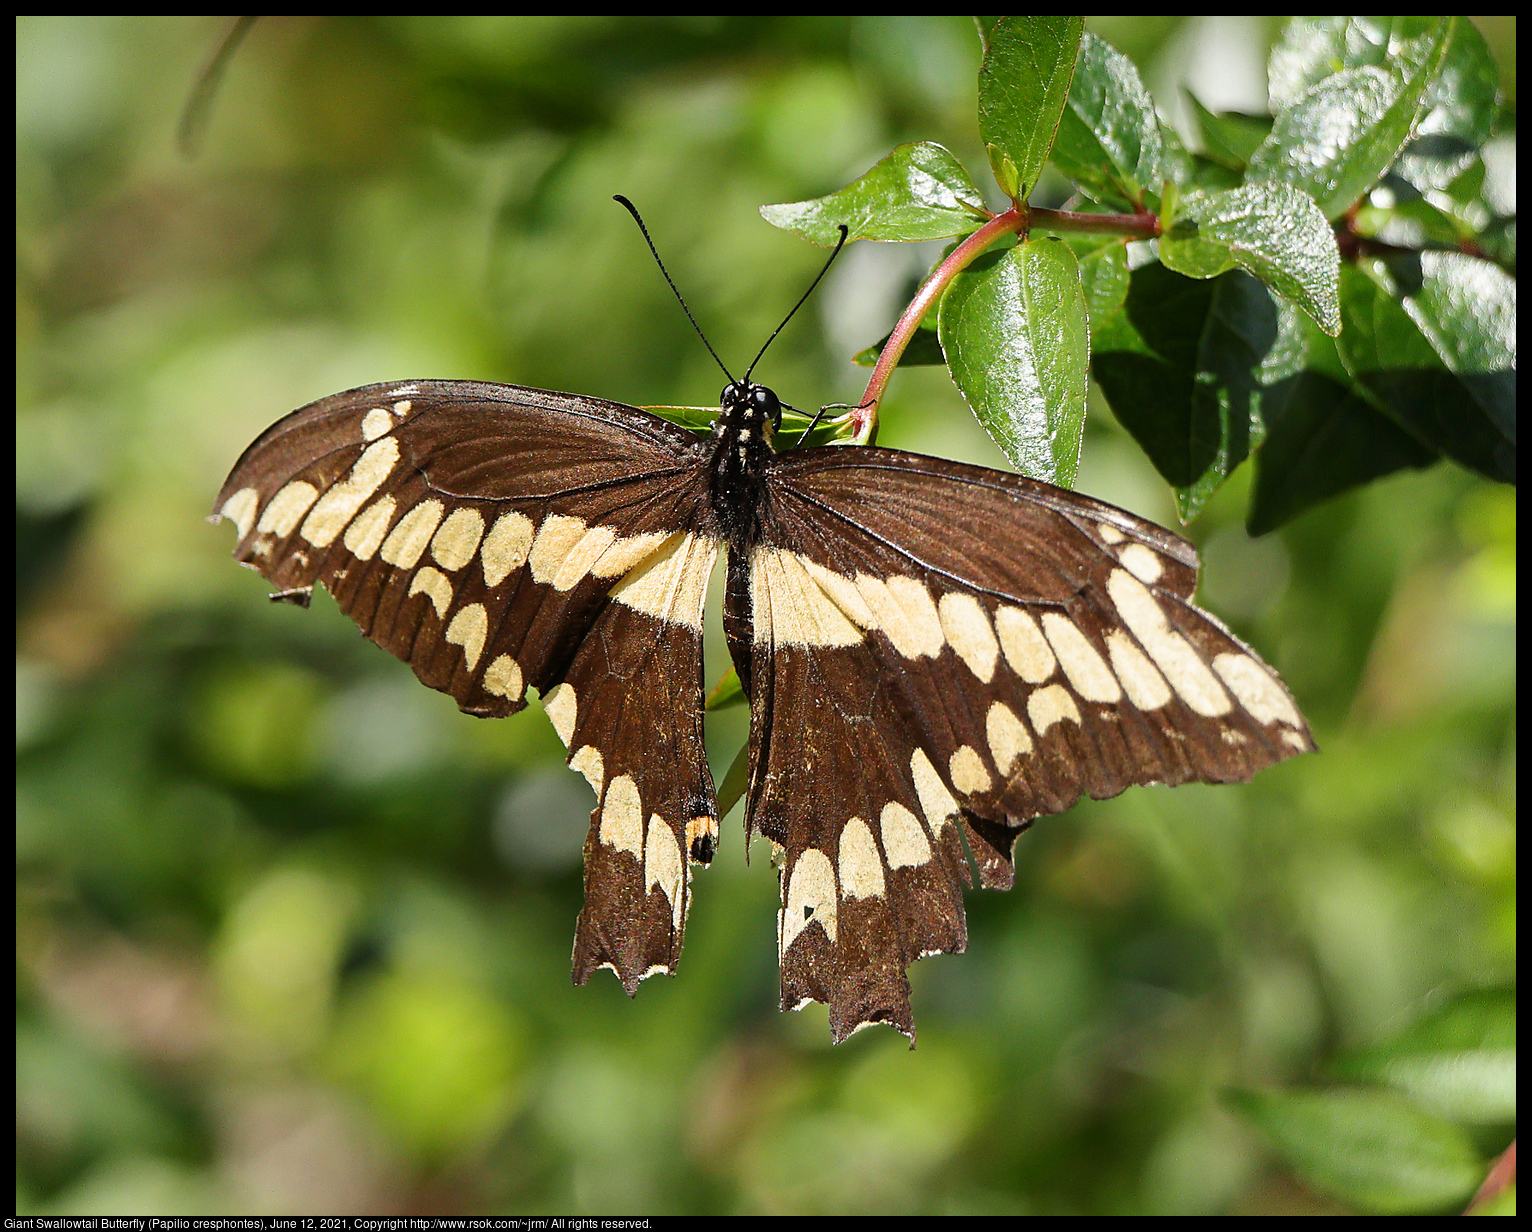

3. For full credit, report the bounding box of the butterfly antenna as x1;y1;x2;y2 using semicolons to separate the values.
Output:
744;224;849;383
613;195;735;384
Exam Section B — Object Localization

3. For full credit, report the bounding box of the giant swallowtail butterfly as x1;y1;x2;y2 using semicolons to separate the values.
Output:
213;218;1312;1043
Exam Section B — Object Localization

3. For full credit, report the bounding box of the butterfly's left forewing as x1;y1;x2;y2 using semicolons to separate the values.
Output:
742;446;1314;1041
213;380;722;988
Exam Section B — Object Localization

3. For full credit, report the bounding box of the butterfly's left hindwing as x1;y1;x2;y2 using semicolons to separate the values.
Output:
739;446;1314;1042
213;380;722;988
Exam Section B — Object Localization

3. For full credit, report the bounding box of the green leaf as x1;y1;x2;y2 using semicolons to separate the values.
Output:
977;15;1085;201
853;321;945;368
1248;303;1439;535
1159;180;1341;335
1227;1088;1484;1215
1049;31;1163;210
938;236;1088;485
641;404;718;436
704;668;745;712
1185;93;1273;169
1335;261;1515;482
1067;236;1130;332
1249;18;1454;219
1092;263;1277;520
760;142;989;245
1269;17;1499;150
1333;988;1517;1125
716;739;750;821
1399;252;1516;443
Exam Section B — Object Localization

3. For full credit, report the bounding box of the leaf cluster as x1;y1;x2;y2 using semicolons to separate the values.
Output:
1228;987;1515;1214
761;16;1516;531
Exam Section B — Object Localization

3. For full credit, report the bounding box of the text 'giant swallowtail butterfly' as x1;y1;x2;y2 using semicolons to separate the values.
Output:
213;202;1313;1043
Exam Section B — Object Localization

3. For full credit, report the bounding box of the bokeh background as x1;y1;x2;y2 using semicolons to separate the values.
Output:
16;16;1516;1215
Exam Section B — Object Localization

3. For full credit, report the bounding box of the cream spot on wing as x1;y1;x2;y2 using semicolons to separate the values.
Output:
1028;683;1082;733
256;481;319;537
1213;652;1302;727
598;775;642;856
939;592;999;682
910;749;959;834
380;499;446;568
1223;729;1249;746
837;817;885;900
1119;543;1163;584
781;849;838;952
361;407;393;440
1107;569;1231;716
570;745;604;794
1281;729;1309;751
343;495;396;560
799;558;877;629
949;745;992;795
1097;522;1126;544
430;507;486;571
645;815;684;930
856;574;943;658
300;437;401;547
751;548;861;647
528;514;590;584
590;531;669;580
543;682;577;747
1041;613;1122;703
482;655;523;701
609;531;717;630
392;398;413;415
445;602;488;669
407;566;453;618
481;512;534;587
219;488;260;540
986;702;1032;776
1106;629;1172;710
995;606;1056;683
552;523;618;591
878;802;932;869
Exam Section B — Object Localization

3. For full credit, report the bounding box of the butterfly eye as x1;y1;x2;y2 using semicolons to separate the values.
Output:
752;386;781;422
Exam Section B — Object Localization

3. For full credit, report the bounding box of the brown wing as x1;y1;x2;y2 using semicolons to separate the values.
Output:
212;380;722;989
739;445;1313;1042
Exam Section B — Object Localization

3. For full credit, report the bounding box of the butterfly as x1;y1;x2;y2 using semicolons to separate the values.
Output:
212;209;1313;1044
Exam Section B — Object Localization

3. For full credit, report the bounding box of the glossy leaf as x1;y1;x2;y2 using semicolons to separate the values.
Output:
1228;1088;1484;1214
1335;261;1515;482
1249;19;1454;219
1269;16;1500;150
1185;93;1273;169
760;142;988;245
977;15;1084;201
1332;988;1517;1125
1249;303;1438;535
705;668;746;712
1091;263;1276;520
938;236;1088;485
1159;180;1341;335
1067;235;1130;330
1050;31;1163;210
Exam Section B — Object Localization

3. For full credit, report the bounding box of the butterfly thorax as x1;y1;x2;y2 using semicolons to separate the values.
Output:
707;380;778;547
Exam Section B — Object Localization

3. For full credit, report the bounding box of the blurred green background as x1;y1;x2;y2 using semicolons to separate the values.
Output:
16;16;1515;1215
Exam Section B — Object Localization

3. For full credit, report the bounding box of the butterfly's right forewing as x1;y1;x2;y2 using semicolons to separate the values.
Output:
213;380;722;988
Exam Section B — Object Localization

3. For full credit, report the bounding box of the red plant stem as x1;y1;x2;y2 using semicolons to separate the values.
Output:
1465;1139;1515;1214
852;204;1159;441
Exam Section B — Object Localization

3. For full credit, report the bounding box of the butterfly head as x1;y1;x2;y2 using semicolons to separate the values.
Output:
720;379;782;437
